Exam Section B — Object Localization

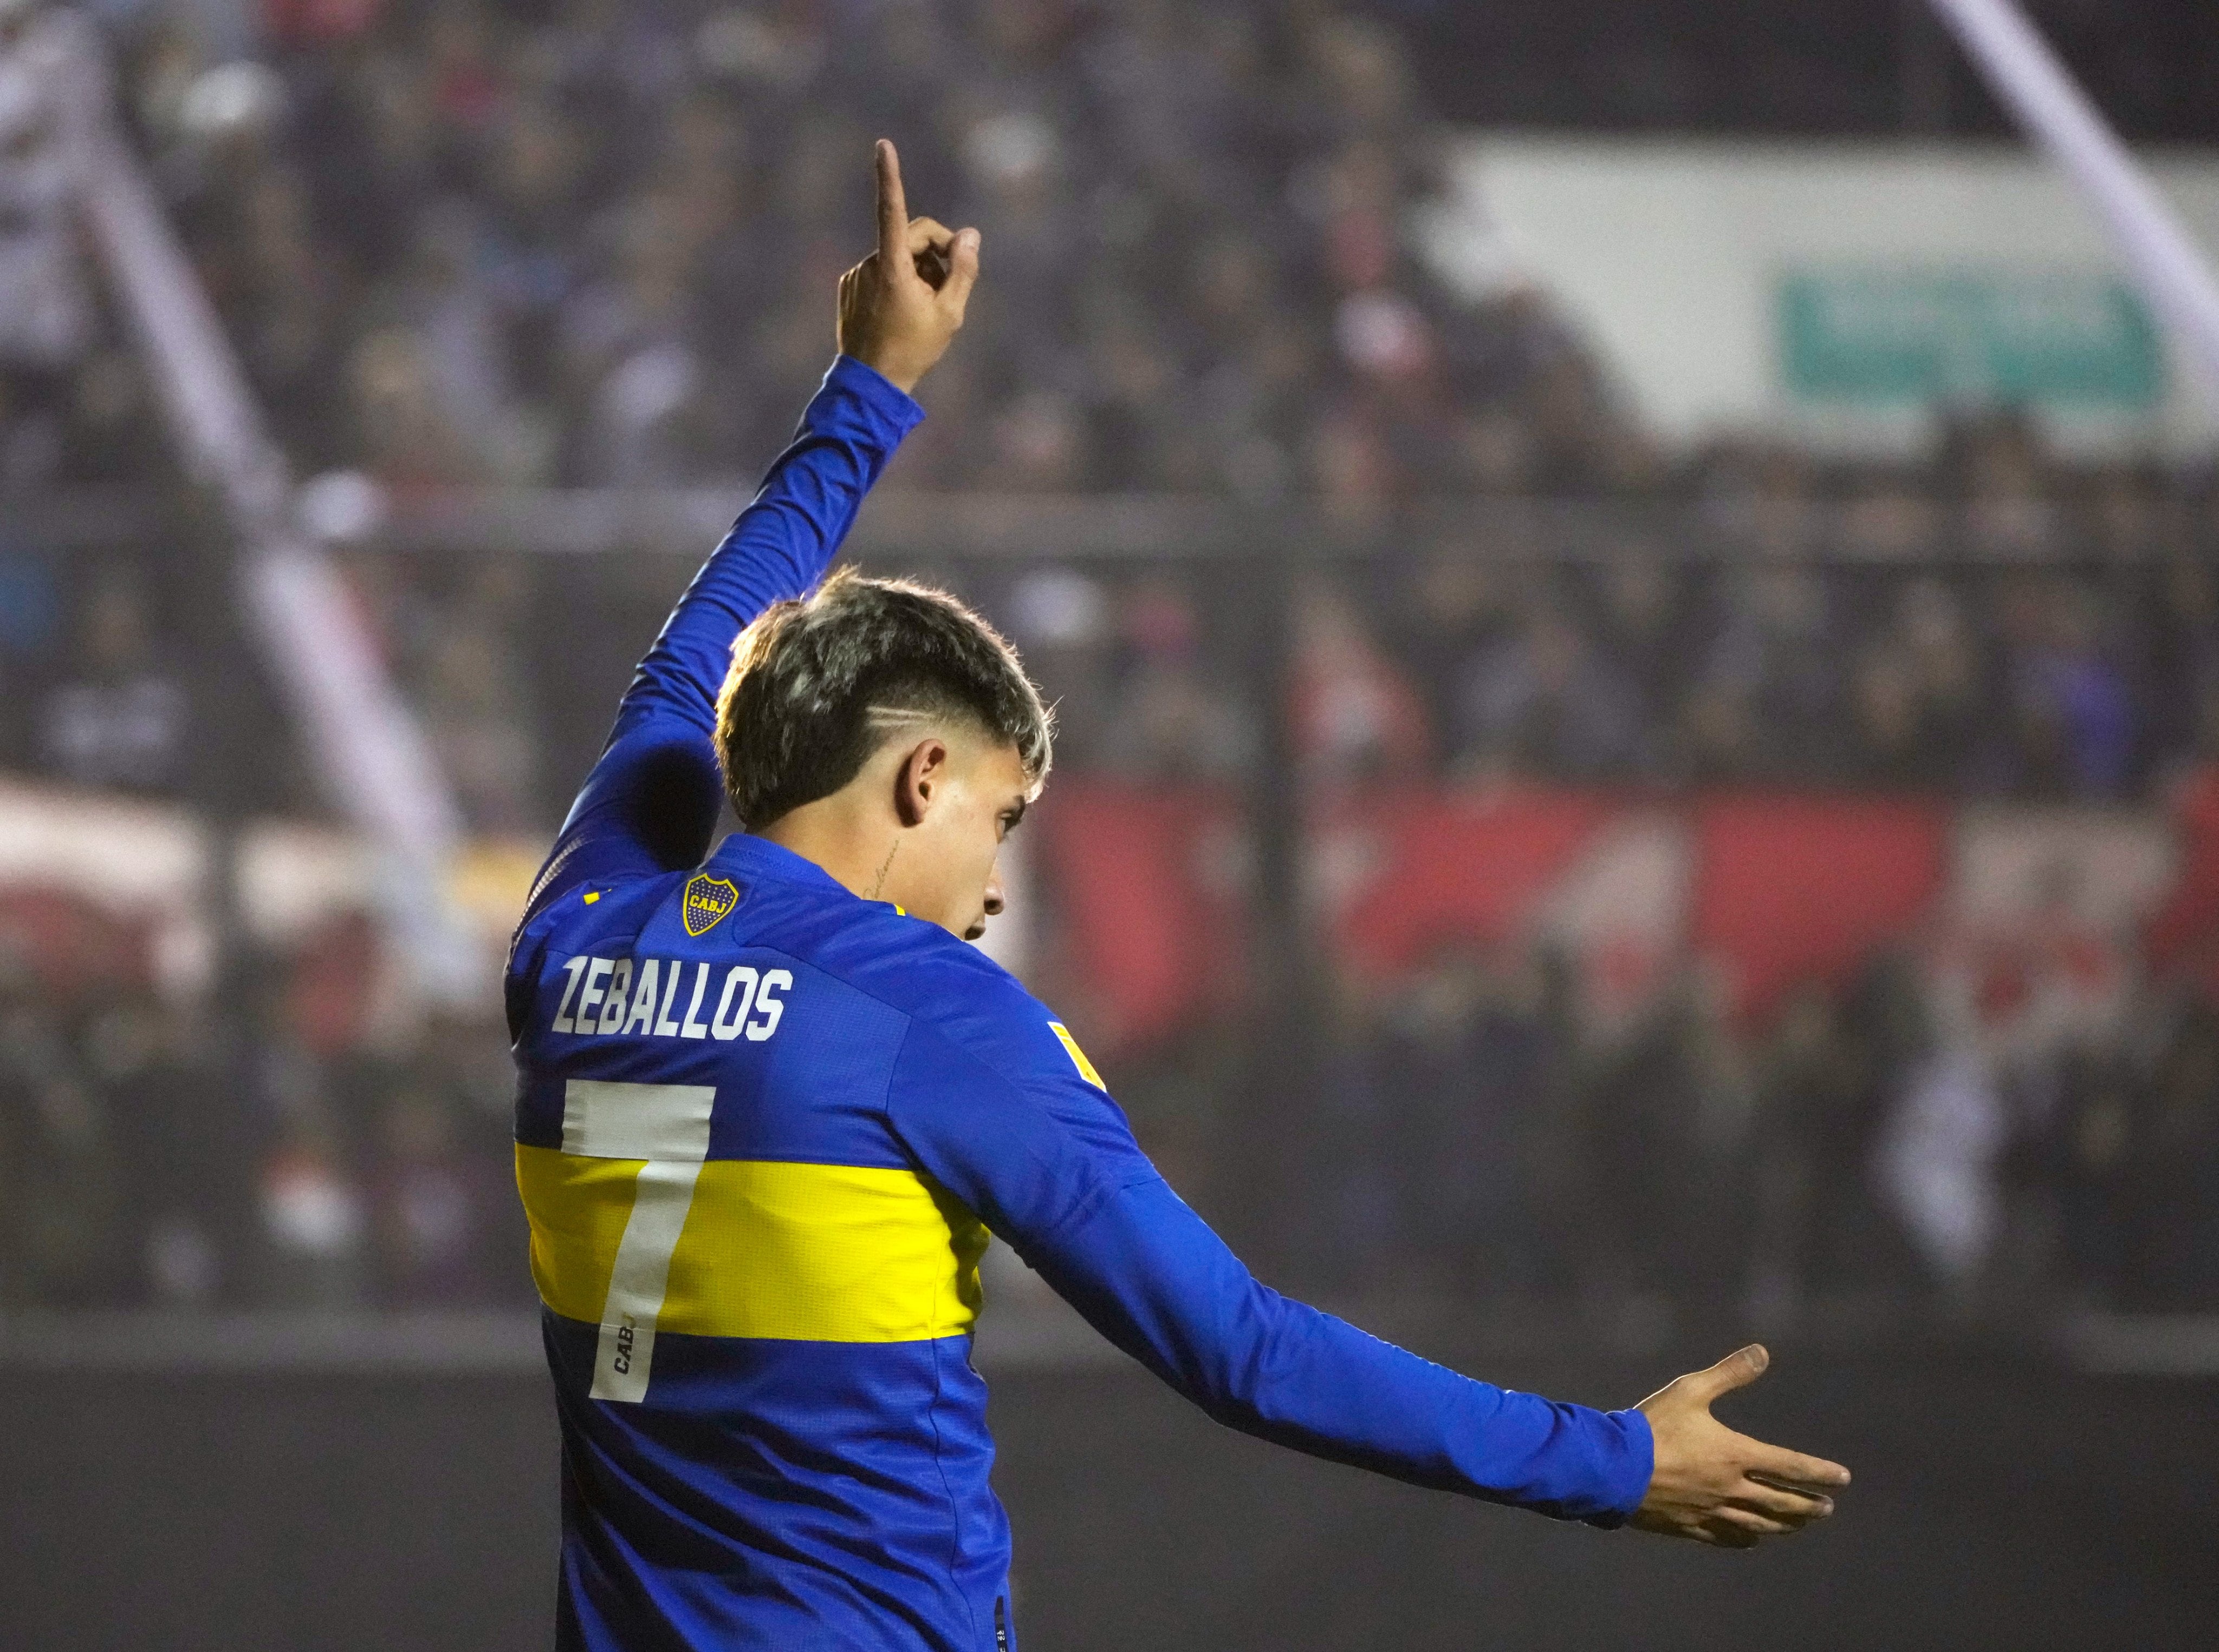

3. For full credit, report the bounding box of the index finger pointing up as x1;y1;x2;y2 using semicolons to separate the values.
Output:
876;139;910;265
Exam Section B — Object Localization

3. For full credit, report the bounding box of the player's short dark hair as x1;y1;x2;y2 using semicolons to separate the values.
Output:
715;569;1053;830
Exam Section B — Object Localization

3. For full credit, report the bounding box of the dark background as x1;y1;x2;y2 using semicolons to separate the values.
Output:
1392;0;2219;140
4;1342;2211;1650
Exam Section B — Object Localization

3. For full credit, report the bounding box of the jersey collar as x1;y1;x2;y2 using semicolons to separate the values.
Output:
704;831;854;899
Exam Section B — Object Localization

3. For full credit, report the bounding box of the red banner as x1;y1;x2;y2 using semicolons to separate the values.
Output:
1690;795;1951;1024
1033;779;1248;1056
1320;786;1618;982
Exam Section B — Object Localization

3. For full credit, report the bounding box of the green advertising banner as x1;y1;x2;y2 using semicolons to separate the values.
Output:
1779;268;2164;408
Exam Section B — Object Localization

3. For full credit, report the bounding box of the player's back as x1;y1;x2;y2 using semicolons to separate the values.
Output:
510;831;1014;1652
500;305;1662;1652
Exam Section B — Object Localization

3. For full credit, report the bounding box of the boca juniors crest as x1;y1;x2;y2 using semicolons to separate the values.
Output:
682;875;739;936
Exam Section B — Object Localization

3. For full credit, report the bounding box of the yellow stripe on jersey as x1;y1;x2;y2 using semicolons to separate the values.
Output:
1048;1021;1105;1089
516;1146;988;1343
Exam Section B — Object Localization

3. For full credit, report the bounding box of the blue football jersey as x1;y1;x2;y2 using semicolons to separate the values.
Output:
509;357;1653;1652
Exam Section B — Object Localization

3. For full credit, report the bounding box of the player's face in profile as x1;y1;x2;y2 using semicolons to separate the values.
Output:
909;734;1030;942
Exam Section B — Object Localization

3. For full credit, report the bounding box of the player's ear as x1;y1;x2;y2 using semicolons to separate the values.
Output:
894;737;949;828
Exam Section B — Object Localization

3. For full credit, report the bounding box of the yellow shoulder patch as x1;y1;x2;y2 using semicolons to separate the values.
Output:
682;875;739;936
1048;1021;1105;1090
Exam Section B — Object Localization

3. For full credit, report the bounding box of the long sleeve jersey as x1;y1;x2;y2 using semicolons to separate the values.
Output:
508;356;1653;1652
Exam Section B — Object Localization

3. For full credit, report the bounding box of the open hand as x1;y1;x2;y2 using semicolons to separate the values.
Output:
837;140;980;393
1631;1344;1850;1549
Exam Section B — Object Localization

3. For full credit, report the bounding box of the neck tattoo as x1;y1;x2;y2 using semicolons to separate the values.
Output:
868;841;899;901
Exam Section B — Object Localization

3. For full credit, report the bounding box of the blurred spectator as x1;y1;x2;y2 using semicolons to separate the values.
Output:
1370;945;1563;1300
0;547;64;770
1291;577;1429;788
400;556;543;834
1387;549;1515;742
1851;578;1986;789
368;1084;487;1305
0;0;95;493
254;1052;368;1309
1742;981;1912;1330
2122;997;2219;1310
1581;550;1689;767
1998;577;2137;799
1004;565;1114;765
2145;551;2219;772
1452;600;1644;781
1684;562;1846;783
1101;576;1255;781
88;987;240;1306
0;962;127;1306
1575;968;1749;1332
37;564;189;794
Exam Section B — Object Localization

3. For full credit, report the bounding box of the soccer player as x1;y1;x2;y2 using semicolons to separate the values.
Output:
509;141;1850;1652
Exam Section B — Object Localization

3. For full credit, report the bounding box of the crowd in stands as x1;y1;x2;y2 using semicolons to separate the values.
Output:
1;1;2216;1325
1303;940;2219;1331
6;849;2216;1325
5;466;2219;834
0;0;1616;498
0;2;2213;815
0;944;532;1311
998;471;2219;802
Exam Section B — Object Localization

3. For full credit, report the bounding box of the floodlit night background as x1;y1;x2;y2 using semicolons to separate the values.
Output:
0;1;2214;1647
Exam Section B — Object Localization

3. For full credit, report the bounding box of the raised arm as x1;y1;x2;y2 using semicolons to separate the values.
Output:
521;142;980;925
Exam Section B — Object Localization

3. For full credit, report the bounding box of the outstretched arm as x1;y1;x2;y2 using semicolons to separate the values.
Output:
889;999;1847;1535
1020;1169;1656;1523
888;1011;1650;1523
519;142;980;930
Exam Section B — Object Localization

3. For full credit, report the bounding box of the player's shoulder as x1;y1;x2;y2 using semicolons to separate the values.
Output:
801;903;1096;1092
803;897;1031;1018
513;867;686;966
503;866;693;1041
